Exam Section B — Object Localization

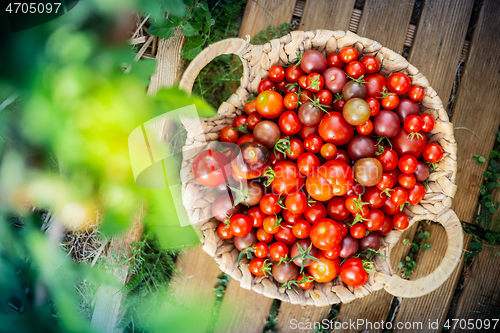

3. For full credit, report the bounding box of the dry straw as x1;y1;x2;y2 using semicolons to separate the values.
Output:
178;30;462;306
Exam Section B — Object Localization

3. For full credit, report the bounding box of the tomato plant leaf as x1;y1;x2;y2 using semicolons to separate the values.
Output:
180;36;204;60
148;18;179;40
182;22;201;37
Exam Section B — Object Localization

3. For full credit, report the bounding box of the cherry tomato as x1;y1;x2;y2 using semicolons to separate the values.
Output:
297;273;314;289
310;218;343;251
423;143;443;163
263;215;281;234
306;73;324;93
323;245;341;259
404;115;423;133
316;89;333;105
364;208;385;231
230;214;252;237
327;197;350;220
233;115;248;129
275;227;297;246
320;143;338;159
299;125;319;141
360;56;380;74
297;152;320;176
192;150;231;187
269;242;289;261
332;96;345;112
378;215;393;236
247;206;266;228
339;47;358;63
318;112;354;145
285;191;308;215
299;89;315;104
345;195;369;216
285;64;305;83
275;80;287;92
303;135;323;154
381;92;399;110
287;139;305;160
249;258;271;276
407;182;426;205
260;193;282;215
218;223;233;239
271;161;305;195
364;97;380;117
408;85;425;102
232;142;270;179
340;257;368;287
307;253;340;283
346;61;365;79
387;72;411;95
220;126;239;143
298;75;309;89
236;133;255;145
390;187;408;206
293;220;311;239
258;78;275;93
398;155;418;174
382;196;400;216
268;65;285;82
284;92;299;110
363;73;386;99
254;242;269;258
350;223;366;239
334;149;350;164
398;173;416;189
279;111;302;135
356;120;373;135
256;227;273;243
363;187;386;209
420;113;435;132
390;128;428;159
282;210;304;224
376;173;395;191
327;52;344;68
393;212;409;230
244;99;257;115
304;202;327;224
256;90;284;119
285;82;299;94
247;112;262;130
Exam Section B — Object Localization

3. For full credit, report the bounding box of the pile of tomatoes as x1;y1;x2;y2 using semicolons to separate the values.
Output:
192;46;443;290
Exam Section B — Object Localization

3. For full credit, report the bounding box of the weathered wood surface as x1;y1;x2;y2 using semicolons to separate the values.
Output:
238;0;297;40
299;0;355;31
356;0;415;54
452;0;500;224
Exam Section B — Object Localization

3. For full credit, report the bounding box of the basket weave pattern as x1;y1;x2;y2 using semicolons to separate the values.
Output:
179;30;462;306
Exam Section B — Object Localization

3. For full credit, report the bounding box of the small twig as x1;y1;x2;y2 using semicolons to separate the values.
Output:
455;127;481;139
252;0;275;19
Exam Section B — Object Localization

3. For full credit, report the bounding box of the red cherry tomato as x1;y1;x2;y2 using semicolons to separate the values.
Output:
279;111;302;135
360;56;380;74
398;155;418;174
284;92;299;110
365;97;380;117
327;197;350;220
398;173;416;189
297;152;321;176
268;65;285;82
316;89;333;105
378;215;393;236
320;143;338;159
346;61;365;79
350;223;366;239
275;227;297;246
297;272;314;289
285;191;308;215
260;193;282;215
364;208;385;231
300;89;315;104
420;113;435;132
363;186;386;209
287;139;305;160
376;173;395;191
192;150;231;187
230;214;253;237
387;72;411;95
407;182;426;205
249;258;271;276
339;47;358;63
323;245;341;259
247;206;266;228
293;220;312;239
307;254;340;283
327;53;344;68
363;73;387;99
356;120;373;135
423;143;444;163
408;85;425;101
244;99;257;115
258;78;275;93
256;227;273;243
236;133;255;145
299;125;319;141
390;187;408;206
220;126;239;143
269;242;289;261
404;115;423;133
218;223;233;239
381;92;399;110
381;197;400;216
285;64;305;83
254;242;269;258
306;73;325;93
304;134;323;154
340;257;369;287
393;212;409;230
304;202;328;224
233;115;248;129
247;112;262;130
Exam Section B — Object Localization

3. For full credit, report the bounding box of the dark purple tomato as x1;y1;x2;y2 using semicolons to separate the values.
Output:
394;99;420;123
373;110;401;138
301;50;328;74
234;229;257;251
212;193;241;221
231;142;271;179
343;98;371;126
359;232;381;251
347;135;376;160
323;67;348;94
414;161;430;182
272;261;299;283
298;102;323;126
253;120;281;148
342;81;366;100
290;239;318;268
339;234;359;258
390;128;428;159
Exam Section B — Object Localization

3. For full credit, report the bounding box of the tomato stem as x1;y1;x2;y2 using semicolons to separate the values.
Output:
260;259;272;277
262;167;275;187
377;86;395;99
233;123;250;134
274;138;292;155
228;182;250;207
237;247;255;266
289;242;321;273
407;132;424;141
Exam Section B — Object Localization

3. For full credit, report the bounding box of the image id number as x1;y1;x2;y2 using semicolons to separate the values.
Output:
6;2;61;14
444;318;499;330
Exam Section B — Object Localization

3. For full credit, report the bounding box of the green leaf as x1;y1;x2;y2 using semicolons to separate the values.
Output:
403;238;410;245
423;231;430;239
421;243;432;251
182;22;201;37
397;261;404;269
472;154;486;164
148;18;179;40
180;36;204;60
161;0;188;17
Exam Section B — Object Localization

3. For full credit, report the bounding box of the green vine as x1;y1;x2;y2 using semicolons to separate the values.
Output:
397;222;432;277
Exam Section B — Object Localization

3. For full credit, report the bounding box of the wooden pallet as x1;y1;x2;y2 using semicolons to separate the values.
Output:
149;0;500;332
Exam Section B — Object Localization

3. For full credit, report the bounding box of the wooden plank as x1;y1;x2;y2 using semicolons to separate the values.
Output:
214;279;275;333
451;245;500;333
299;0;356;31
276;303;332;333
238;0;297;39
392;227;469;333
356;0;416;54
170;246;222;332
332;224;419;333
452;0;500;223
408;0;474;104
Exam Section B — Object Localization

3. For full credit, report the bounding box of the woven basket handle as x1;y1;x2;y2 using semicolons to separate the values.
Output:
179;38;249;95
384;208;463;297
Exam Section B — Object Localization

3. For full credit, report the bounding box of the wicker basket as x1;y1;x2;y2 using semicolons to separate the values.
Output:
178;30;462;306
